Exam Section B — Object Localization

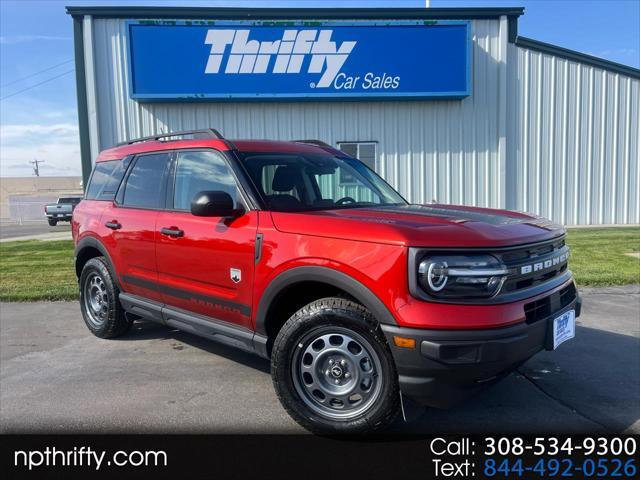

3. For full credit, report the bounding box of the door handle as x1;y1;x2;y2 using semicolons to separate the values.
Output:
160;227;184;238
105;221;121;230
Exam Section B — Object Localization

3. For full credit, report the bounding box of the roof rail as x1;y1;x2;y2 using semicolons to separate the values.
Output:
293;139;334;149
117;128;224;146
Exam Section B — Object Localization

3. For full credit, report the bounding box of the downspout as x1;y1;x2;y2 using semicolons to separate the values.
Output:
72;16;92;190
497;14;509;209
83;15;101;169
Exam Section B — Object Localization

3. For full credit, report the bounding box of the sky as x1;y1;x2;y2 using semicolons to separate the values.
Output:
0;0;638;177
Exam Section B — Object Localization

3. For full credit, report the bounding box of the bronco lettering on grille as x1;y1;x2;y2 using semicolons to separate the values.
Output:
520;251;569;275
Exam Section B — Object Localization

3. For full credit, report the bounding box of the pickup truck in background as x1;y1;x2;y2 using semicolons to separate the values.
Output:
44;197;82;226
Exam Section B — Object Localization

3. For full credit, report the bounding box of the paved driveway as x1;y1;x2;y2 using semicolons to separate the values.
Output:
0;286;638;433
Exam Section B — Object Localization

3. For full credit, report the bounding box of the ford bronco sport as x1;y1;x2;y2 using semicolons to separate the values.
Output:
72;129;580;434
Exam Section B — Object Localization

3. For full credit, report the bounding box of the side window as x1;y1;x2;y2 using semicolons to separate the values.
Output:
173;150;241;210
85;159;128;200
122;153;170;209
337;142;377;184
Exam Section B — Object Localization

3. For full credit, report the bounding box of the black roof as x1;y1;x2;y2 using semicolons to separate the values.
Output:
65;6;525;20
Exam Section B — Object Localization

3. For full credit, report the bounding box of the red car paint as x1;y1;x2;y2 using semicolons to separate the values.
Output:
73;138;570;334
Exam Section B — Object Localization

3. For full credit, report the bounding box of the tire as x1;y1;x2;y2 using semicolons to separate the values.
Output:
47;218;57;226
79;256;132;338
271;297;400;434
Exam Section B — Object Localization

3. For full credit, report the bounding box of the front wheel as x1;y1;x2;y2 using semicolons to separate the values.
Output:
271;297;400;434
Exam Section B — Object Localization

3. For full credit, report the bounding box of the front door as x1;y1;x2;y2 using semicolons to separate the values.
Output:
156;149;257;330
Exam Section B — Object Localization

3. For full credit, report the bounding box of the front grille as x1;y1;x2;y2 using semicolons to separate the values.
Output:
524;282;577;324
497;236;569;294
408;235;571;305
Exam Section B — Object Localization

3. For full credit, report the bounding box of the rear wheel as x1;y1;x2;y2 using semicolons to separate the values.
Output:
47;218;57;226
271;297;400;434
79;257;132;338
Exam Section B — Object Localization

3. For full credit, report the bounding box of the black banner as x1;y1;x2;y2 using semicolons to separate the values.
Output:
2;434;638;479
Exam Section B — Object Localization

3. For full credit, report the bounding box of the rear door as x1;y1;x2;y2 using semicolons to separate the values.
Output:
155;149;257;330
102;152;171;303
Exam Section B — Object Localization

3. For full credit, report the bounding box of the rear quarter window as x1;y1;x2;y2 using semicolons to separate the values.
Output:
85;159;129;200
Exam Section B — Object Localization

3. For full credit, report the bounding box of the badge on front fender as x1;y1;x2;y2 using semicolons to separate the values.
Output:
230;268;241;284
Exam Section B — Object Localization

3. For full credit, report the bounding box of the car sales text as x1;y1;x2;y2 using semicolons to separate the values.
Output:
333;72;400;90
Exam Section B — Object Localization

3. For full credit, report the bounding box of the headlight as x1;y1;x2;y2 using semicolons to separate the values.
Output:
417;254;509;299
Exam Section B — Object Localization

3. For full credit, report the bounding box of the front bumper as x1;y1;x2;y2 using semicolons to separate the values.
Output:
382;286;581;408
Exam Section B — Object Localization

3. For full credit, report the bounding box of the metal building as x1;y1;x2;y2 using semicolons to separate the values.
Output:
67;6;640;225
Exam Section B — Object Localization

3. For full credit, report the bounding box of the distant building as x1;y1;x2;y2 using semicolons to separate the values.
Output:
0;176;83;222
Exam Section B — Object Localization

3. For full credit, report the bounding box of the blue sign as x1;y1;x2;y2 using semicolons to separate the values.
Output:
127;21;471;101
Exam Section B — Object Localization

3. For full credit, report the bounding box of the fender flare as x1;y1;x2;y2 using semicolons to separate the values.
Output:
74;236;121;290
255;266;397;336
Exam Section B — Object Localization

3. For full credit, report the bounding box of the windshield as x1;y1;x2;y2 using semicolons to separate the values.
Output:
239;152;407;212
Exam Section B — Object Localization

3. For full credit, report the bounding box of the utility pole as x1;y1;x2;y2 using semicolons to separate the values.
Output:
30;159;44;177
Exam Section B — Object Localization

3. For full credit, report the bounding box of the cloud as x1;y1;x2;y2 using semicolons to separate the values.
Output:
594;48;637;57
0;142;81;177
0;35;72;45
0;123;81;177
43;109;78;120
0;123;78;142
587;48;639;65
0;97;78;125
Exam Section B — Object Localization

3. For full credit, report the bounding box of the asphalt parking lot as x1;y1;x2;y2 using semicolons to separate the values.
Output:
0;286;638;434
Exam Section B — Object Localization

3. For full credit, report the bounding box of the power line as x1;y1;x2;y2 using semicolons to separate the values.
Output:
0;69;75;101
1;59;74;88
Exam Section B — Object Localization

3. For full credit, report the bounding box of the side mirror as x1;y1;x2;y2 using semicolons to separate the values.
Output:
190;191;239;217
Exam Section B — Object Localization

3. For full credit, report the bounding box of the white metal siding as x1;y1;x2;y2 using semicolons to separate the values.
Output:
88;16;639;225
91;18;507;210
510;45;640;225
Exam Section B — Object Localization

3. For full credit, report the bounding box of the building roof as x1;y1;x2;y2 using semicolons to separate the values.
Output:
65;6;525;20
515;36;640;79
65;4;639;77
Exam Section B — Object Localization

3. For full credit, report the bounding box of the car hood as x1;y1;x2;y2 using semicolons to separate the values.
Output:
270;204;565;248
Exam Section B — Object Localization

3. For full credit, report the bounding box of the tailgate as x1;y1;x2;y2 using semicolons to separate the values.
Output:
46;205;73;214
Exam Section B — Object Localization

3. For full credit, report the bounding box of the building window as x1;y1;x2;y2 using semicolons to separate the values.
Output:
337;142;377;184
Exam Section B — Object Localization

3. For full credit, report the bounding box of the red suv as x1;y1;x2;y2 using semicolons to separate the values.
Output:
72;129;580;433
